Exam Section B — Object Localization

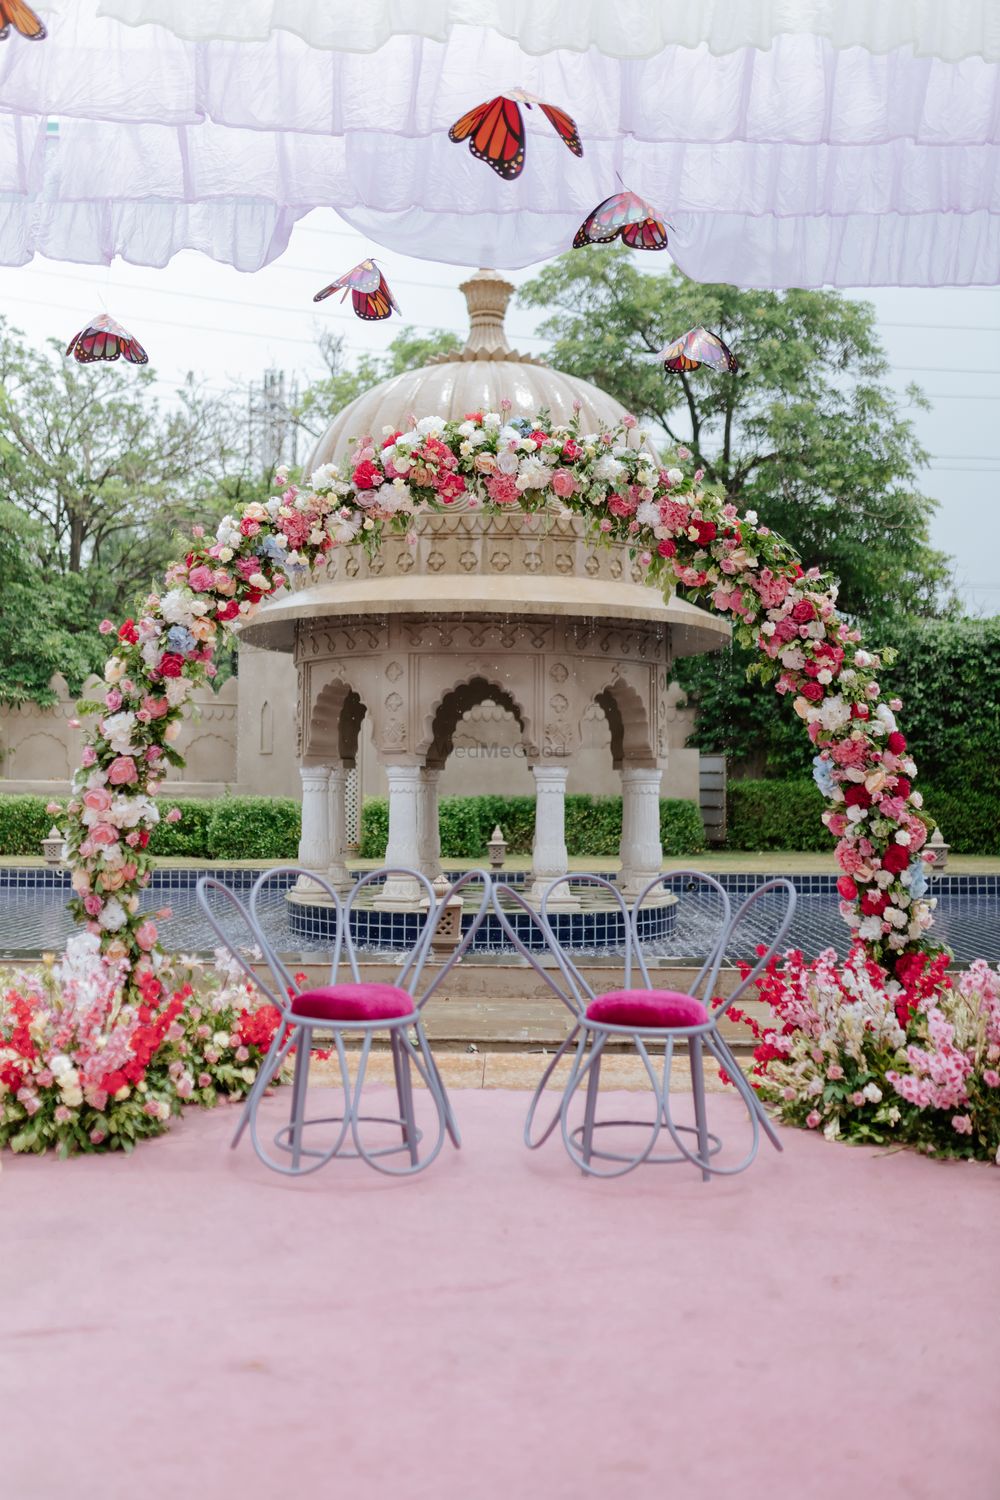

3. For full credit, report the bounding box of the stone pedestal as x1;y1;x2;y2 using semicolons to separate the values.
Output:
618;766;664;900
376;764;424;907
529;763;578;908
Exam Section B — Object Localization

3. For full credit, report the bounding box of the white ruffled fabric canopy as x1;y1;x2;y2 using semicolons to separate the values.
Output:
0;1;997;283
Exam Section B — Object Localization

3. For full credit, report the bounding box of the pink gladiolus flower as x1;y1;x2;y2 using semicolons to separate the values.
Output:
107;756;138;786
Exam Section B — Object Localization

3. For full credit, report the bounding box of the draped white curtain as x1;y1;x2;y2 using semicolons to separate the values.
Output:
1;1;997;282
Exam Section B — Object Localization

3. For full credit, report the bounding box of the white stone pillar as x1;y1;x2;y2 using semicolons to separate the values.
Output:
529;763;578;907
375;764;423;907
296;764;332;894
416;767;442;881
327;763;352;891
619;766;663;899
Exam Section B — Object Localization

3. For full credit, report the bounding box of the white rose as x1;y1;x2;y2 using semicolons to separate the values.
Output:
894;830;912;845
98;898;128;932
666;467;684;485
309;463;338;489
164;678;189;708
104;657;124;684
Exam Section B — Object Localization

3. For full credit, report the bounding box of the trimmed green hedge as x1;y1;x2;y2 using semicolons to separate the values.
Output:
205;796;301;860
0;792;302;860
147;798;214;858
726;780;830;852
726;777;1000;856
0;794;62;855
358;793;705;860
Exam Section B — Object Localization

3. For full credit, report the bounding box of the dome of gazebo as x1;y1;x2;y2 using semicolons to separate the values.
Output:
304;268;636;474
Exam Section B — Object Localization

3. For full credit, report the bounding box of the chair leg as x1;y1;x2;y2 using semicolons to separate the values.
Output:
581;1043;602;1172
395;1030;420;1167
689;1036;711;1183
390;1031;409;1150
417;1023;461;1149
288;1026;310;1172
715;1035;783;1153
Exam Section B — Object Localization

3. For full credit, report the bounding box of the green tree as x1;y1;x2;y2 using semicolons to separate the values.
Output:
519;248;955;774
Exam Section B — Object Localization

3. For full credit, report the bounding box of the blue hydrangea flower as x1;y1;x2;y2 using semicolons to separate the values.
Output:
812;755;837;798
262;533;286;562
165;625;197;655
509;416;532;436
907;859;928;898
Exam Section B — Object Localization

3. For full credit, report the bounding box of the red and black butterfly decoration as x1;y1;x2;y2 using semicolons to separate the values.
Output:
448;88;582;180
651;326;739;374
66;313;148;365
313;259;400;321
574;189;671;252
0;1;46;40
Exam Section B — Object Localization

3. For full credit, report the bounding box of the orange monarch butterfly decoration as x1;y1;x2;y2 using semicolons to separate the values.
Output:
652;326;739;375
0;1;46;39
66;314;148;365
573;190;670;251
448;89;582;180
313;258;400;321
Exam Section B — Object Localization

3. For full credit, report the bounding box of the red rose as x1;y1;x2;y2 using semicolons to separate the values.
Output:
886;731;907;754
861;890;888;916
800;682;824;702
118;618;139;644
381;430;402;448
844;784;871;808
529;429;549;445
791;599;817;623
894;776;912;800
657;539;677;558
463;411;484;423
216;599;240;621
881;843;909;874
893;952;927;987
157;653;185;678
561;439;581;461
693;519;717;545
837;876;858;901
850;703;870;720
352;459;383;491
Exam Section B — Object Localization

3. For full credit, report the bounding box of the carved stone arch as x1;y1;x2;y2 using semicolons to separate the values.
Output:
593;677;656;768
417;673;532;767
306;679;368;764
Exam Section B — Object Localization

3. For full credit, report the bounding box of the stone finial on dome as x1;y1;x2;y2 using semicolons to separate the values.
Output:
459;268;514;356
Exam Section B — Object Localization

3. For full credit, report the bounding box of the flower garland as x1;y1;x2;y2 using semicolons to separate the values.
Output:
65;404;938;986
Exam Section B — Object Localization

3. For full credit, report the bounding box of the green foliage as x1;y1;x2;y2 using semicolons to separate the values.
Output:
726;781;831;852
358;794;704;860
205;797;301;861
147;799;215;858
918;786;1000;857
0;795;63;855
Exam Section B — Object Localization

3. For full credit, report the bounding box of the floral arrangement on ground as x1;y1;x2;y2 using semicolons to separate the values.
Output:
730;944;1000;1162
0;936;285;1156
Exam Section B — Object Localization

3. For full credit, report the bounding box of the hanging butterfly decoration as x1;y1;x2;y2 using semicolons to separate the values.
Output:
573;190;670;251
313;259;400;322
66;313;149;365
448;88;582;180
0;2;46;40
652;326;739;374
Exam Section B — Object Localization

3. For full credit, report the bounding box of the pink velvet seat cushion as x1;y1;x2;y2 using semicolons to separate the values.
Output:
586;989;709;1029
290;983;416;1023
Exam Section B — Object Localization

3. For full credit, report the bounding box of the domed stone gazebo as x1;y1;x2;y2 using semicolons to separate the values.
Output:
239;271;728;915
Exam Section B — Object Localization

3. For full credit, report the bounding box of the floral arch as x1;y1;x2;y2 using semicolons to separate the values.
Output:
68;406;936;987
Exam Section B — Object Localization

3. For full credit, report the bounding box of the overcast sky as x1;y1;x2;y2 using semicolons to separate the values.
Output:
4;207;997;615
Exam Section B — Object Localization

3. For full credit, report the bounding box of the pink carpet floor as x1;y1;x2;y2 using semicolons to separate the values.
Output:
2;1086;998;1500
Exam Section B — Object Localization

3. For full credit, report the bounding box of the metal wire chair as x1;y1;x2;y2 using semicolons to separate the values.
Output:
196;866;492;1177
490;871;796;1180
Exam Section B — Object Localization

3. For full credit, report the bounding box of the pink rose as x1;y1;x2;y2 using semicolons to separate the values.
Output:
135;921;158;951
104;690;122;712
83;787;113;815
89;1129;106;1145
188;564;215;592
107;756;138;786
142;696;169;720
83;894;103;916
81;746;97;767
90;823;118;847
806;1110;821;1128
166;807;182;824
550;469;576;498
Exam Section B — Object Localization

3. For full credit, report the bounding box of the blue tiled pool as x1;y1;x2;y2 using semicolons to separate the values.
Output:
2;866;998;964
